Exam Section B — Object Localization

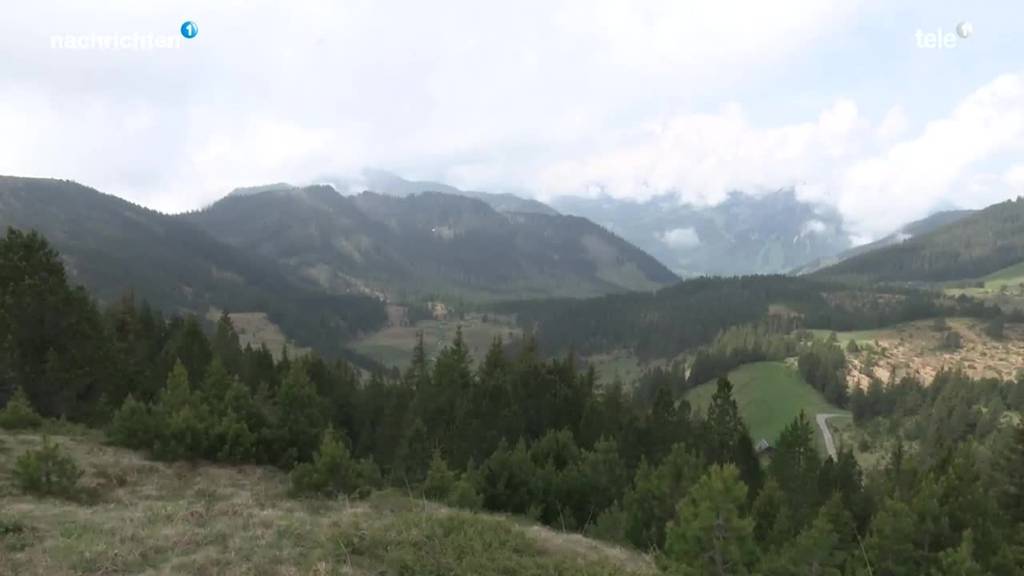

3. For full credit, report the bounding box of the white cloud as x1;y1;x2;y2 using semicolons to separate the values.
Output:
0;0;1021;243
533;73;1024;240
876;106;908;142
836;73;1024;237
533;98;870;206
659;227;701;249
0;0;863;213
801;220;828;235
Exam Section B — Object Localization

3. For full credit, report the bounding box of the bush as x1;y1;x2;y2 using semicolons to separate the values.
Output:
985;317;1005;340
107;395;156;449
290;427;380;498
940;330;963;351
446;477;484;511
0;387;43;430
12;437;83;498
423;450;457;501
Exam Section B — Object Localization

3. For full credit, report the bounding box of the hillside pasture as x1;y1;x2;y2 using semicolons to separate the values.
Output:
686;361;847;453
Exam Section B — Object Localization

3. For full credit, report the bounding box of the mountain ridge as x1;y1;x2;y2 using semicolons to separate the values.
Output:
186;184;678;301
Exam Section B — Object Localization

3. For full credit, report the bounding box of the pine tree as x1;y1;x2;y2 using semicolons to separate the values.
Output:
423;449;457;501
866;498;921;576
665;464;758;575
931;530;987;576
623;445;703;550
769;411;821;536
0;385;43;429
272;362;326;466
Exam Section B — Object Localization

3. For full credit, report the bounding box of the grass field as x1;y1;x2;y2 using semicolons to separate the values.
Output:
981;260;1024;289
350;313;520;368
686;361;848;452
942;261;1024;311
0;429;655;575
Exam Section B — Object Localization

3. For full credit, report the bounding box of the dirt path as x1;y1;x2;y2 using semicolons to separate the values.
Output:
816;413;842;460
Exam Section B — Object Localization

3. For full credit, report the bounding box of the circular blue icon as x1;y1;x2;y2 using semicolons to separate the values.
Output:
181;21;198;39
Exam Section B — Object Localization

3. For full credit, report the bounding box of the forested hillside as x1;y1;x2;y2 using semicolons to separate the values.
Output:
499;275;997;360
815;197;1024;283
794;209;974;274
0;176;387;356
186;185;677;300
2;228;1023;575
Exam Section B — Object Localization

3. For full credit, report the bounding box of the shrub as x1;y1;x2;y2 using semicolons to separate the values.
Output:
107;395;156;449
940;330;963;351
290;427;380;498
985;317;1005;340
423;450;456;501
446;477;484;511
12;437;83;498
0;387;43;430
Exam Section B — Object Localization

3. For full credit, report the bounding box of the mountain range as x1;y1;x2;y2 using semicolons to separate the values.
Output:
551;189;852;277
187;184;676;301
0;176;677;355
0;176;388;356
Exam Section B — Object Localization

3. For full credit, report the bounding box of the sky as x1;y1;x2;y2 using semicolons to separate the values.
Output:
0;0;1022;241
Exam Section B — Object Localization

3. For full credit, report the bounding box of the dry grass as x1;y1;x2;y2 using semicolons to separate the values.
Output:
835;318;1024;388
0;431;655;576
206;310;312;360
350;313;519;368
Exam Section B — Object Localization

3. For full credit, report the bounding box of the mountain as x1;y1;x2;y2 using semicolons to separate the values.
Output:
186;185;677;301
793;209;975;274
335;169;559;216
551;189;851;277
0;176;387;353
813;198;1024;283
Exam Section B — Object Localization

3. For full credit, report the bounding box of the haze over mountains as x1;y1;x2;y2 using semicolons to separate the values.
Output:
0;175;679;355
553;189;851;277
315;171;857;277
187;182;676;301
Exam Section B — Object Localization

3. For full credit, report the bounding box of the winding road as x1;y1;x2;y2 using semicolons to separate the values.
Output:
816;413;843;460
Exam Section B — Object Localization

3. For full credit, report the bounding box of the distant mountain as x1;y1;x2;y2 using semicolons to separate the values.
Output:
793;209;975;275
813;198;1024;283
552;189;851;277
0;176;387;354
186;185;676;301
335;170;559;216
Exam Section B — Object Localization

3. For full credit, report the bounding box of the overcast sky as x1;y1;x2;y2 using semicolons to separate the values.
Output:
1;0;1022;240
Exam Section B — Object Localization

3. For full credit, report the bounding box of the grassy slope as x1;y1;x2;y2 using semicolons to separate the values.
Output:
686;362;848;451
0;430;655;575
981;260;1024;288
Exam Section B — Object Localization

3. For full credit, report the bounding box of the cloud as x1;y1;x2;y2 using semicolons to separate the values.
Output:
0;0;862;213
836;73;1024;238
801;220;828;235
659;227;701;249
531;73;1024;241
0;0;1021;243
